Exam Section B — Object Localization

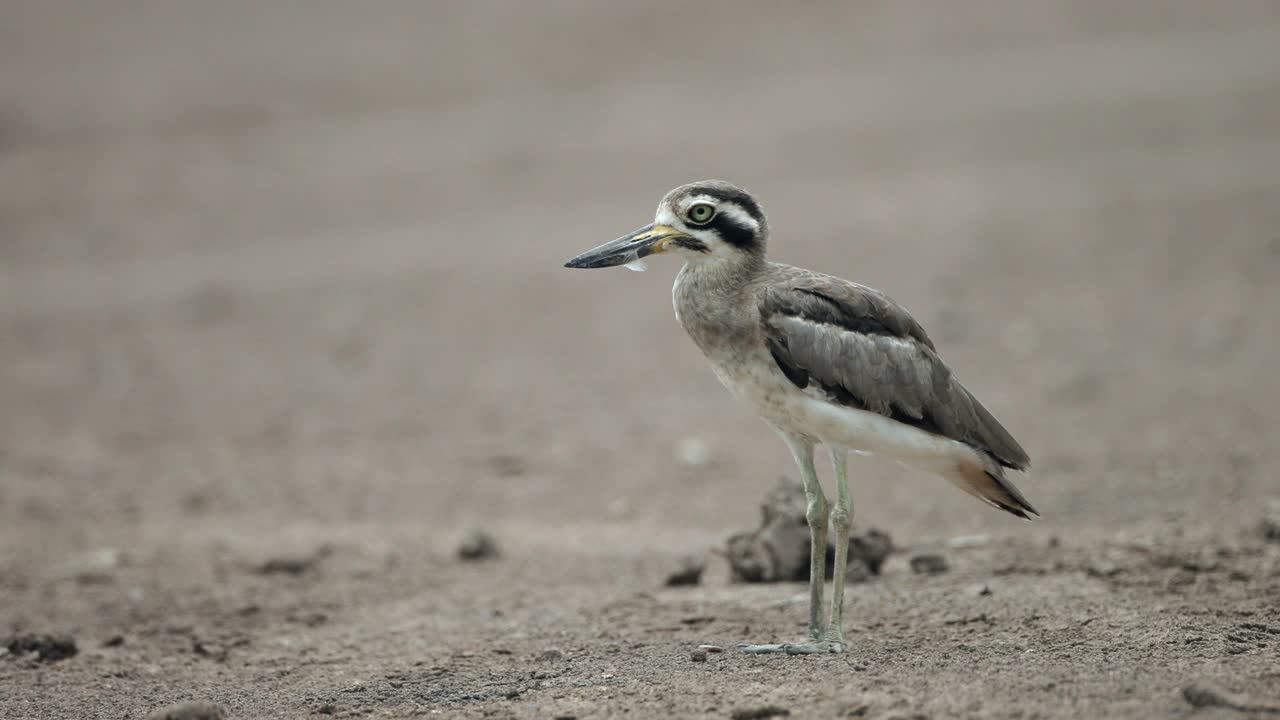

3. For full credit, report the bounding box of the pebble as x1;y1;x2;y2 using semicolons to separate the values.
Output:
664;556;706;586
1182;682;1280;713
909;554;949;575
731;705;791;719
1261;501;1280;543
698;644;724;653
456;529;500;561
690;650;708;662
541;647;564;661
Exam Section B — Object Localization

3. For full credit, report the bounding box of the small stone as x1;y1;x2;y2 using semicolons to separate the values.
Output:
1181;682;1279;712
1261;503;1280;543
665;556;705;586
457;529;500;561
966;584;992;597
698;644;724;653
675;438;713;469
191;638;227;662
102;634;126;647
1086;561;1121;578
256;552;323;575
909;554;949;575
690;649;708;662
144;701;226;720
315;703;337;715
541;647;564;661
731;705;791;720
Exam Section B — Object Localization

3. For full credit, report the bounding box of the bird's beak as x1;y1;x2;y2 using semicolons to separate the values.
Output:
563;224;688;269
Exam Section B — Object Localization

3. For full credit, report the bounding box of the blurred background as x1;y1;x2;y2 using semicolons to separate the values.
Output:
3;2;1279;717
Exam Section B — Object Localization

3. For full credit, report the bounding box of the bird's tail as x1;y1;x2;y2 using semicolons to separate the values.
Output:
950;456;1039;520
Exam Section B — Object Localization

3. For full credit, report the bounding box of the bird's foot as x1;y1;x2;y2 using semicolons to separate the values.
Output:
737;640;844;655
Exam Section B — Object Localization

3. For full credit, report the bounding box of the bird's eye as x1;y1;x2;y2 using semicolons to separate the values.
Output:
687;203;716;225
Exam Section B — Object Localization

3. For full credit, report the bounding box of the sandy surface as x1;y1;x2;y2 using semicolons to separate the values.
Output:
3;2;1280;718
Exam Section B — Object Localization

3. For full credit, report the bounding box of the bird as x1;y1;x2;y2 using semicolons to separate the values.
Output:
564;180;1034;655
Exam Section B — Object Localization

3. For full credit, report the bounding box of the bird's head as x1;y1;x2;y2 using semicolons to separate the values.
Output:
564;180;768;271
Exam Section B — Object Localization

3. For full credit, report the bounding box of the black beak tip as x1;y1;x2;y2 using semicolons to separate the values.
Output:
564;257;585;269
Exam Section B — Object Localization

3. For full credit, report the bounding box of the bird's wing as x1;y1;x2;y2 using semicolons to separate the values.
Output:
760;271;1030;470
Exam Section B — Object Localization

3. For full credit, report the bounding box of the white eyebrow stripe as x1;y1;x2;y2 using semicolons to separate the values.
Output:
715;204;760;231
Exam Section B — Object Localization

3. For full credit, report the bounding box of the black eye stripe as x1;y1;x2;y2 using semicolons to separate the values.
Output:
706;213;758;249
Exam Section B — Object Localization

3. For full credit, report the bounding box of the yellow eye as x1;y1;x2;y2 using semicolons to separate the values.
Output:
687;203;715;224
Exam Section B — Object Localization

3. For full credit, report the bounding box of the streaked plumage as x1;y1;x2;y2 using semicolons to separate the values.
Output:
566;180;1036;654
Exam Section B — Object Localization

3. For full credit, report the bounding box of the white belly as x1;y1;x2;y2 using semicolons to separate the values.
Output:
710;351;975;477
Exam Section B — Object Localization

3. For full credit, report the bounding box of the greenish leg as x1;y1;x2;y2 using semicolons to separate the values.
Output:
740;435;842;655
825;446;851;649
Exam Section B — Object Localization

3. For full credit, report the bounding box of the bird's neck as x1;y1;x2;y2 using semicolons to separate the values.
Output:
672;254;766;354
677;251;766;292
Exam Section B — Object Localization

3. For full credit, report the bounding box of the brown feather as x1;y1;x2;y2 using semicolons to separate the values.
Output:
760;266;1031;471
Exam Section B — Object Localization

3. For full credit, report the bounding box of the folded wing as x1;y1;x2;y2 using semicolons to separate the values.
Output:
760;271;1030;471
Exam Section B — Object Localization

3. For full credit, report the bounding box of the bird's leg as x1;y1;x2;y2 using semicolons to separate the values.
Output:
825;446;851;650
800;448;829;642
740;437;841;655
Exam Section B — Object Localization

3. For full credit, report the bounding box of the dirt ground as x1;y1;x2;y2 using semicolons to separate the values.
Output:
3;2;1280;718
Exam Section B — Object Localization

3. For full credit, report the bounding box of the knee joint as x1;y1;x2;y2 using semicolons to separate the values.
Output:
829;507;851;532
805;497;829;528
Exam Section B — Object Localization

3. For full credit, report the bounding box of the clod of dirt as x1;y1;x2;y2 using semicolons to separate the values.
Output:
4;633;78;663
192;638;228;662
1261;502;1280;543
1181;682;1280;713
103;634;126;647
726;478;893;583
456;529;500;561
315;703;337;715
731;705;791;720
664;555;705;586
255;545;333;575
851;529;894;575
690;649;707;662
540;647;564;661
910;554;949;575
966;583;992;597
144;700;226;720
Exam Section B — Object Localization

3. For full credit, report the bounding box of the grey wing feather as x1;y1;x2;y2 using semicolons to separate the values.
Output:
761;271;1030;470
